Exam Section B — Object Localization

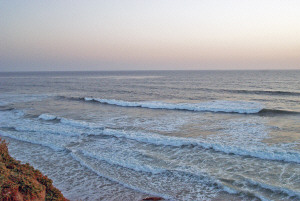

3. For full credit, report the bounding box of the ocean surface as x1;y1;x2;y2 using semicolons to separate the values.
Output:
0;70;299;201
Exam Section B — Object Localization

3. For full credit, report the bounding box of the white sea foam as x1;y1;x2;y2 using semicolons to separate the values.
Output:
38;113;57;120
38;113;104;129
5;139;149;201
59;118;97;129
99;128;300;163
3;111;300;163
0;130;65;151
71;150;275;200
73;144;241;198
132;115;189;132
70;151;174;200
70;134;300;200
2;110;299;200
79;150;165;174
84;98;263;114
0;111;82;149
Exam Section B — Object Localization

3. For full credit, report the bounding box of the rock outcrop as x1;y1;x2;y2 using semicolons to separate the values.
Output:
0;138;68;201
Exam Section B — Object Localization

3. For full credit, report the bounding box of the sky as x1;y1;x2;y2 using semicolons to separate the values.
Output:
0;0;300;71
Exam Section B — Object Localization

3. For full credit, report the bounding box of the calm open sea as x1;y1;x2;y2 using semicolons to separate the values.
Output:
0;70;299;200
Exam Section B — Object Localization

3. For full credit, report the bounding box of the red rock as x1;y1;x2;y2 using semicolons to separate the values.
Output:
0;138;68;201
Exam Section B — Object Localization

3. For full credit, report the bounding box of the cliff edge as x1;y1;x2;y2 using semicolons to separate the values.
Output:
0;138;68;201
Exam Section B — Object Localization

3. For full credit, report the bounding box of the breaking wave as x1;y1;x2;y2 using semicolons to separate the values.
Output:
38;113;104;129
61;96;300;115
83;98;263;114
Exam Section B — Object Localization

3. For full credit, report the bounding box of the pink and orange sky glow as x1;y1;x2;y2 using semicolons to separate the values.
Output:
1;0;300;71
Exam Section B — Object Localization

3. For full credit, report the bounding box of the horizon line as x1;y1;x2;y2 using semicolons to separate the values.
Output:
1;69;300;73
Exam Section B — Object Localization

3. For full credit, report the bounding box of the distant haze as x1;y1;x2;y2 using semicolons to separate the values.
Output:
1;0;300;71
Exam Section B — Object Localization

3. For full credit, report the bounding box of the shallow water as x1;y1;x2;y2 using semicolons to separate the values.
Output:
0;70;299;200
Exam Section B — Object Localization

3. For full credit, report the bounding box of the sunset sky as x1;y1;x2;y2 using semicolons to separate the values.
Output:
1;0;300;71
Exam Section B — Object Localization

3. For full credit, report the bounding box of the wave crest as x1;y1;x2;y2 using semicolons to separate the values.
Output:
84;98;263;114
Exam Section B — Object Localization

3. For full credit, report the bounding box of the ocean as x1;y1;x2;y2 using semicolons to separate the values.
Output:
0;70;299;201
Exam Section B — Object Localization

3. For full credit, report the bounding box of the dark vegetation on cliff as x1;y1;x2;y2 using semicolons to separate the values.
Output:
0;138;69;201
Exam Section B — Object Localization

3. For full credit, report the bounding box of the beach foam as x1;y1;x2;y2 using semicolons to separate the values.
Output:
1;110;299;163
98;128;300;163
